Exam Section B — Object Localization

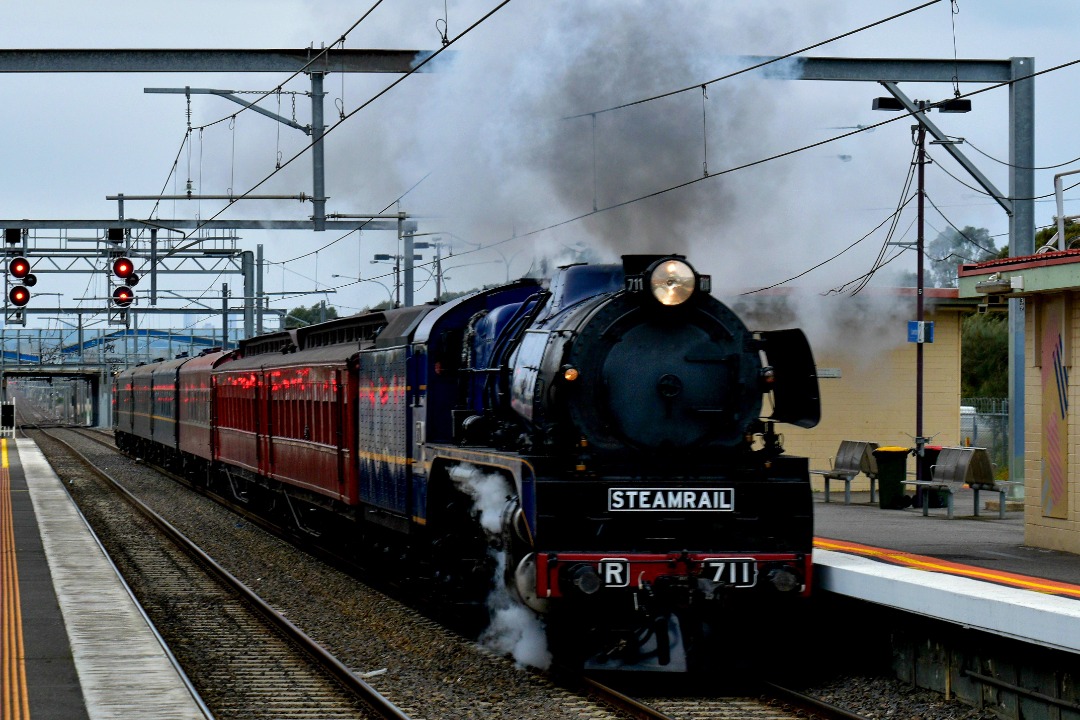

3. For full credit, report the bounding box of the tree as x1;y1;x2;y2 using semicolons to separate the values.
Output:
926;226;997;288
1034;217;1080;251
961;312;1008;397
284;302;338;328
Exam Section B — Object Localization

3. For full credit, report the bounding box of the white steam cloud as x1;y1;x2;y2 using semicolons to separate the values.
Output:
448;463;552;670
387;1;851;280
478;551;553;671
319;1;937;339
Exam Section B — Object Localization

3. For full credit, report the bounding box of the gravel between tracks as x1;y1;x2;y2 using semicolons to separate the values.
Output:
52;430;998;720
48;431;625;720
806;676;997;720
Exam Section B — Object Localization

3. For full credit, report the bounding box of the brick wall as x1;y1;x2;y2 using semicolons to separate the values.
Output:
1024;292;1080;553
781;307;963;491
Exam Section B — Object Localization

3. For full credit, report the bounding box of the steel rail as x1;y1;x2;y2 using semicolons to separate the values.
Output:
764;682;876;720
583;676;874;720
37;426;413;720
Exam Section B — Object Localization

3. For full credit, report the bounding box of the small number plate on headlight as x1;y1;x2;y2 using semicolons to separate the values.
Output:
703;558;758;588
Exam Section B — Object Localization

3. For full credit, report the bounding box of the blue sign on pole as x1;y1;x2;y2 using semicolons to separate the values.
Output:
907;320;934;343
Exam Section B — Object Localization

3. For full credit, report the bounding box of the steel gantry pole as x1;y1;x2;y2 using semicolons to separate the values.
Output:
242;250;254;339
1008;57;1036;485
310;72;327;232
256;244;265;336
915;118;927;481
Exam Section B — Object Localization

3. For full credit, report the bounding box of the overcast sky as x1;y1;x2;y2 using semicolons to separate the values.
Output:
0;1;1077;332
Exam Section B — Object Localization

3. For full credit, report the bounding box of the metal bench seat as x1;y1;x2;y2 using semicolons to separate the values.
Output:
906;446;1016;519
810;440;879;504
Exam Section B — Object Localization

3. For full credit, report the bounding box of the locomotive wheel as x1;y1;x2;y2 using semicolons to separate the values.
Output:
426;467;497;602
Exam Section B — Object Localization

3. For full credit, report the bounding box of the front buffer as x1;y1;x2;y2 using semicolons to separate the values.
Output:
517;462;813;671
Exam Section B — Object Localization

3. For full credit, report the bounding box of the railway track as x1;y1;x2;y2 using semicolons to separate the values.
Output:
27;425;408;720
36;422;875;720
582;677;871;720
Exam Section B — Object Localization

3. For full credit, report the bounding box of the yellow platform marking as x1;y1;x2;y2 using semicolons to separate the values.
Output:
0;439;29;719
815;536;1080;600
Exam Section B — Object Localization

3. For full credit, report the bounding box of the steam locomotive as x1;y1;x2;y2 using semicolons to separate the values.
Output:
113;254;821;671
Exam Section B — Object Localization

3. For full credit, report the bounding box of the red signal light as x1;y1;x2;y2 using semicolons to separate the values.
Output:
112;286;134;307
113;257;134;279
8;286;29;307
8;257;29;279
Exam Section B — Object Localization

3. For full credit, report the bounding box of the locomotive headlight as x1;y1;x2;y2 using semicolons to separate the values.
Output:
650;259;696;306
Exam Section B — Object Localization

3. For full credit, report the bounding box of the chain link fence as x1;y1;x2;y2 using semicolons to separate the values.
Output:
960;397;1009;479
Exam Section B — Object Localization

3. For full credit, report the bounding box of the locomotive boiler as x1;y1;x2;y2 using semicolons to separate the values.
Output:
113;253;821;671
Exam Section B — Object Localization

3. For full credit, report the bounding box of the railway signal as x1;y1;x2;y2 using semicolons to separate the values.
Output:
9;256;29;279
112;256;140;286
8;285;29;307
112;285;134;308
109;254;138;318
6;255;35;310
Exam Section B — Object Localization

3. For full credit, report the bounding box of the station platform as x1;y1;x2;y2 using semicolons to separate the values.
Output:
813;489;1080;655
3;437;208;720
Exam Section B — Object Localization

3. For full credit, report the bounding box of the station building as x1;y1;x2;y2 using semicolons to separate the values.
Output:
728;288;974;493
959;249;1080;553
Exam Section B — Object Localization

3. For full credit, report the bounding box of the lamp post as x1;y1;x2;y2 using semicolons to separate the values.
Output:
372;253;423;308
372;254;401;308
331;274;395;308
873;94;970;482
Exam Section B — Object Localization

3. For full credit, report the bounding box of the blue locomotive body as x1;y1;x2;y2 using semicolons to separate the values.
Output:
115;253;821;671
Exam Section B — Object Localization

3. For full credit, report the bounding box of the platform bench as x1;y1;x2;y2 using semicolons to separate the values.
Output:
969;480;1022;519
908;447;1015;519
904;479;961;518
810;440;879;504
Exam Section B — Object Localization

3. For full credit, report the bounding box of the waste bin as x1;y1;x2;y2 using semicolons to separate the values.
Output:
873;446;911;509
916;445;946;508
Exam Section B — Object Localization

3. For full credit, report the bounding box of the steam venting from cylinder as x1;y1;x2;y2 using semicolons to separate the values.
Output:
449;463;552;669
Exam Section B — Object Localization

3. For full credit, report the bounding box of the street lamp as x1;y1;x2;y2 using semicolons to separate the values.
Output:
370;253;420;308
873;92;971;482
331;274;395;307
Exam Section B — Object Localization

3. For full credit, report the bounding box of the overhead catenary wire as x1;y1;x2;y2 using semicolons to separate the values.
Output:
847;142;921;295
562;0;944;120
169;9;1080;313
928;152;1080;201
166;0;516;257
140;0;391;264
286;50;1080;308
275;171;431;265
187;170;432;313
797;143;919;297
453;55;1080;262
923;219;990;264
188;0;390;134
925;192;1000;256
823;248;910;296
949;0;962;97
958;137;1080;171
741;192;917;295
